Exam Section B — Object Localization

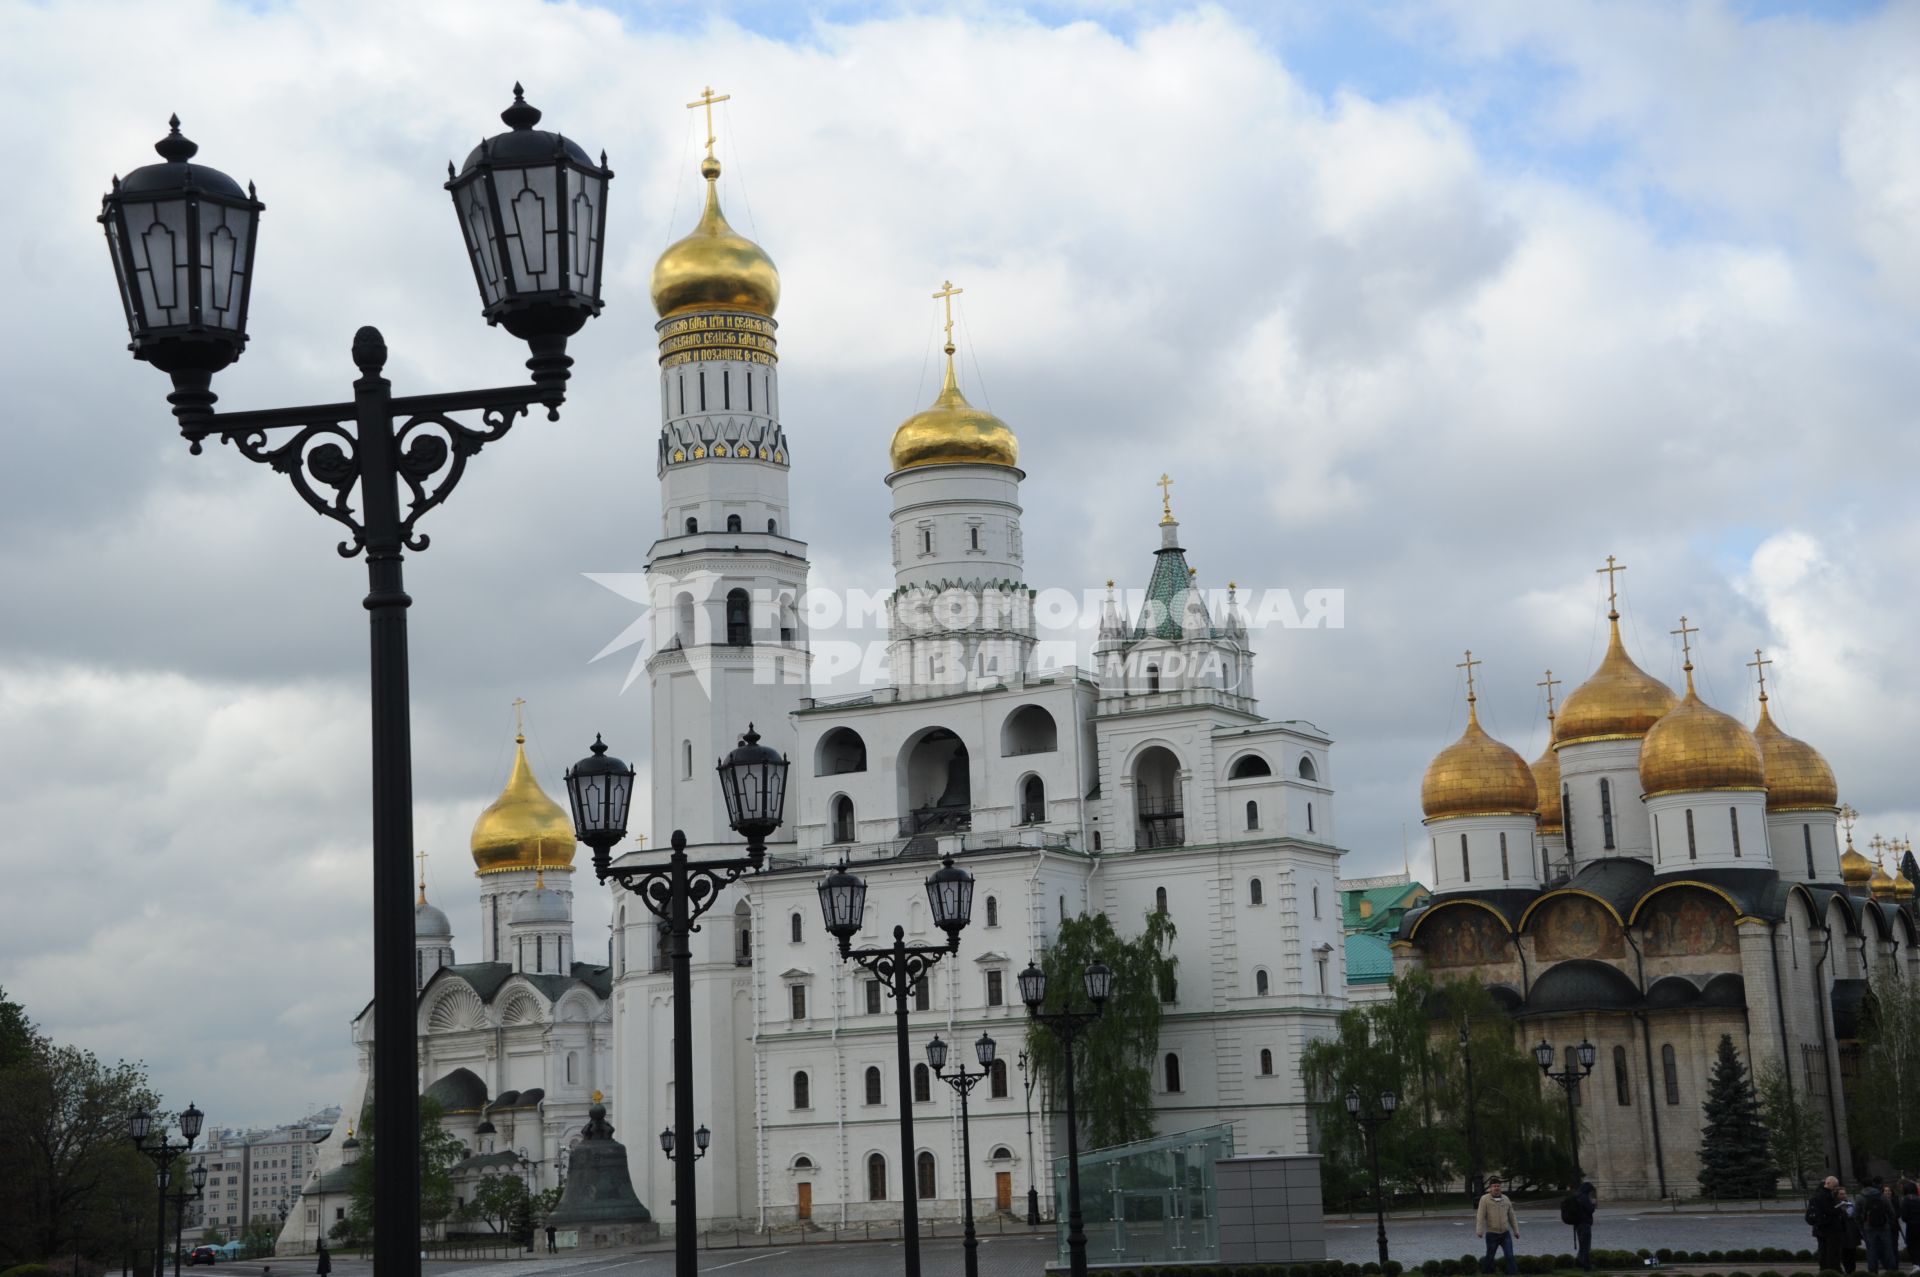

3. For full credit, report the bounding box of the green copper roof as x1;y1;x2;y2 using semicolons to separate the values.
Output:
1132;543;1216;640
1346;932;1395;984
1340;882;1429;934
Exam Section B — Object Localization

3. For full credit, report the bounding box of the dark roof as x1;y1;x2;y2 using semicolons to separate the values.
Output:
1130;537;1216;640
1832;978;1871;1042
416;960;612;1008
1699;973;1747;1009
451;1150;525;1175
1552;858;1656;923
1401;887;1536;941
1486;984;1524;1013
1644;866;1784;920
1797;884;1861;935
303;1164;357;1195
1646;975;1701;1010
423;1067;489;1113
1520;959;1641;1016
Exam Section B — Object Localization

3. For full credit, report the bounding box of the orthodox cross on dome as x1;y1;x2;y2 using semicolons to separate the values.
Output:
1671;616;1700;685
1457;649;1482;705
687;85;731;161
932;279;963;354
416;847;430;905
1596;555;1627;617
1747;648;1773;702
1538;669;1562;721
1840;803;1858;841
512;696;527;743
1158;472;1175;525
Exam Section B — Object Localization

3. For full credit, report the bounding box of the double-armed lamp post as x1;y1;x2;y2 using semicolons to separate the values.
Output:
1017;1048;1042;1225
100;88;613;1277
927;1032;997;1277
566;727;788;1277
128;1104;205;1277
1344;1086;1398;1267
816;858;976;1277
1535;1038;1598;1184
660;1123;711;1161
1018;959;1112;1277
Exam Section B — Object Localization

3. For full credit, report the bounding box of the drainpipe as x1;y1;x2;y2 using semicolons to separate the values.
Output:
1623;929;1668;1199
1810;923;1841;1170
1766;921;1794;1090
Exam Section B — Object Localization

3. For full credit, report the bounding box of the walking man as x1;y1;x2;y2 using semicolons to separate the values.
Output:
1862;1177;1900;1274
1813;1177;1848;1273
1476;1175;1521;1275
545;1224;557;1254
1563;1181;1597;1272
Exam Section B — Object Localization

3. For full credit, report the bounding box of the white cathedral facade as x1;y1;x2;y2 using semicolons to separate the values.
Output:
293;117;1347;1239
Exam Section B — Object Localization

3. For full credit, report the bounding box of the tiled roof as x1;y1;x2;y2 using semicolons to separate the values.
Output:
1345;932;1395;984
1340;882;1428;934
1131;544;1215;640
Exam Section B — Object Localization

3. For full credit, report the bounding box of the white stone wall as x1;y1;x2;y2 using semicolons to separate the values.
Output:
1556;739;1650;869
1646;791;1771;871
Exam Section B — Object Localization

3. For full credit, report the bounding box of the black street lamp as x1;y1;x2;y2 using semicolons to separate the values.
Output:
1343;1087;1398;1267
129;1103;203;1277
1460;1020;1482;1198
569;727;786;1277
816;857;975;1277
659;1124;711;1161
1017;1048;1041;1225
1534;1038;1598;1185
928;1033;995;1277
165;1161;209;1276
100;88;612;1277
1018;959;1112;1277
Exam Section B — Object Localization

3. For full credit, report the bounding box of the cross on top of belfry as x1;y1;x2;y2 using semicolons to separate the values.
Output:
512;696;528;742
1596;555;1627;617
1748;648;1773;701
1671;616;1699;668
932;280;963;354
688;85;731;160
1158;473;1175;524
1539;669;1562;719
1457;649;1482;704
416;848;430;905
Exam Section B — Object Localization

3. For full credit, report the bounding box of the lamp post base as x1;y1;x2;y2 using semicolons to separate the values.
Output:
1027;1186;1040;1226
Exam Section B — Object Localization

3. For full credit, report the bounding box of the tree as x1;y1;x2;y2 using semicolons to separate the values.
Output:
468;1174;528;1236
532;1186;563;1222
240;1216;279;1255
0;986;32;1070
1023;908;1177;1150
1696;1034;1774;1198
1849;976;1920;1164
1755;1060;1824;1192
345;1097;468;1239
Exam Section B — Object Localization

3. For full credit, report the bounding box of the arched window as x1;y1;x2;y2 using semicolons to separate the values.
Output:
1563;785;1575;855
991;1146;1012;1160
1249;878;1264;905
970;526;980;550
867;1153;887;1201
790;912;803;944
913;976;930;1011
1499;832;1510;881
1164;1053;1182;1093
1307;801;1314;832
1155;887;1168;915
676;593;696;645
1685;809;1698;860
1246;800;1260;830
1020;775;1045;824
1599;777;1616;850
1229;754;1271;779
1298;756;1318;781
1803;824;1815;879
1662;1044;1680;1104
990;1058;1009;1098
726;514;742;533
1146;663;1160;693
916;1151;936;1199
1259;1048;1274;1076
1613;1045;1630;1106
567;1051;578;1084
913;1063;931;1103
1312;884;1321;918
831;794;856;844
794;1155;813;1169
682;740;692;779
726;588;751;646
1730;807;1742;858
1255;968;1270;995
1059;894;1066;923
793;1072;810;1109
685;516;698;534
1460;832;1471;882
768;517;778;534
654;924;671;973
985;896;1000;928
864;1067;883;1106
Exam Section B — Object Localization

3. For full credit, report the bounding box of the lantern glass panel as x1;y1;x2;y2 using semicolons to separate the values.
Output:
1344;1088;1361;1117
926;1036;948;1072
1083;960;1113;1005
1533;1040;1555;1071
129;1107;152;1143
1379;1089;1398;1114
192;1162;209;1190
180;1102;204;1142
198;203;252;331
495;164;561;294
925;859;974;931
817;869;867;938
1577;1039;1598;1069
129;197;193;328
567;171;606;295
454;178;506;309
1017;963;1046;1009
696;1124;711;1152
975;1033;996;1067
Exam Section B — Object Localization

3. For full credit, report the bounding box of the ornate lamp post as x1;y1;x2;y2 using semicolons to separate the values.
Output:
129;1104;204;1277
1018;959;1112;1277
659;1124;711;1161
1460;1020;1482;1198
1017;1048;1041;1225
928;1033;995;1277
165;1161;209;1276
1534;1038;1598;1184
817;857;976;1277
568;727;786;1277
100;90;612;1277
1343;1087;1398;1267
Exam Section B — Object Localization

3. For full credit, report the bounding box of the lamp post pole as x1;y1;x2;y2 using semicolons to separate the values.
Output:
1343;1087;1398;1268
129;1105;202;1277
101;92;613;1277
1461;1020;1482;1198
1535;1039;1598;1185
166;1164;208;1277
568;730;787;1277
1018;1048;1041;1225
817;859;977;1277
1018;961;1113;1277
928;1033;996;1277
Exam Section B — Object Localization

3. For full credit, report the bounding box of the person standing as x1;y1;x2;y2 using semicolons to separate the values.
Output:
1564;1181;1597;1272
314;1240;331;1277
545;1224;557;1254
1897;1181;1920;1274
1862;1177;1900;1274
1813;1177;1848;1274
1476;1176;1521;1275
1843;1185;1863;1274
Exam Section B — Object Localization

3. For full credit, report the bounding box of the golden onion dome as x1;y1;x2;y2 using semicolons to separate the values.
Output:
650;156;779;320
1840;833;1874;890
1530;738;1563;832
1638;655;1766;798
471;735;577;875
1421;697;1539;822
1892;853;1916;903
1870;855;1900;901
1751;697;1838;811
1555;615;1679;748
889;353;1019;472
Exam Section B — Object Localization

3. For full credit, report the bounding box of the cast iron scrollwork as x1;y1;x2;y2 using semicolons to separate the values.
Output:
225;419;369;558
393;404;526;552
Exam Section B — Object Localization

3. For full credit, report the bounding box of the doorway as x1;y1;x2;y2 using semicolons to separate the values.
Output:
995;1171;1012;1211
797;1181;812;1220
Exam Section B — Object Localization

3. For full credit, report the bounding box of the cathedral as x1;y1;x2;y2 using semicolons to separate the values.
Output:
289;98;1349;1239
1394;571;1913;1194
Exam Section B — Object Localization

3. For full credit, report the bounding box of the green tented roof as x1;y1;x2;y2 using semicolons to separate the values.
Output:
1346;932;1395;984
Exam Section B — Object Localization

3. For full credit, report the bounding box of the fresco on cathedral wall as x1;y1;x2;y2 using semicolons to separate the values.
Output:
1641;888;1739;957
1421;908;1510;968
1533;895;1625;961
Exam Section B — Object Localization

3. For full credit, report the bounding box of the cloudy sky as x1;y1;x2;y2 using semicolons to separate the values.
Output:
2;0;1917;1127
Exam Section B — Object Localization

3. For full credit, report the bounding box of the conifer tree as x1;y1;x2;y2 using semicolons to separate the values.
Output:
1697;1034;1775;1198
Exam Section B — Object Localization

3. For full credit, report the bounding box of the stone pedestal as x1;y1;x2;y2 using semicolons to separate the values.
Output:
1215;1153;1325;1265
